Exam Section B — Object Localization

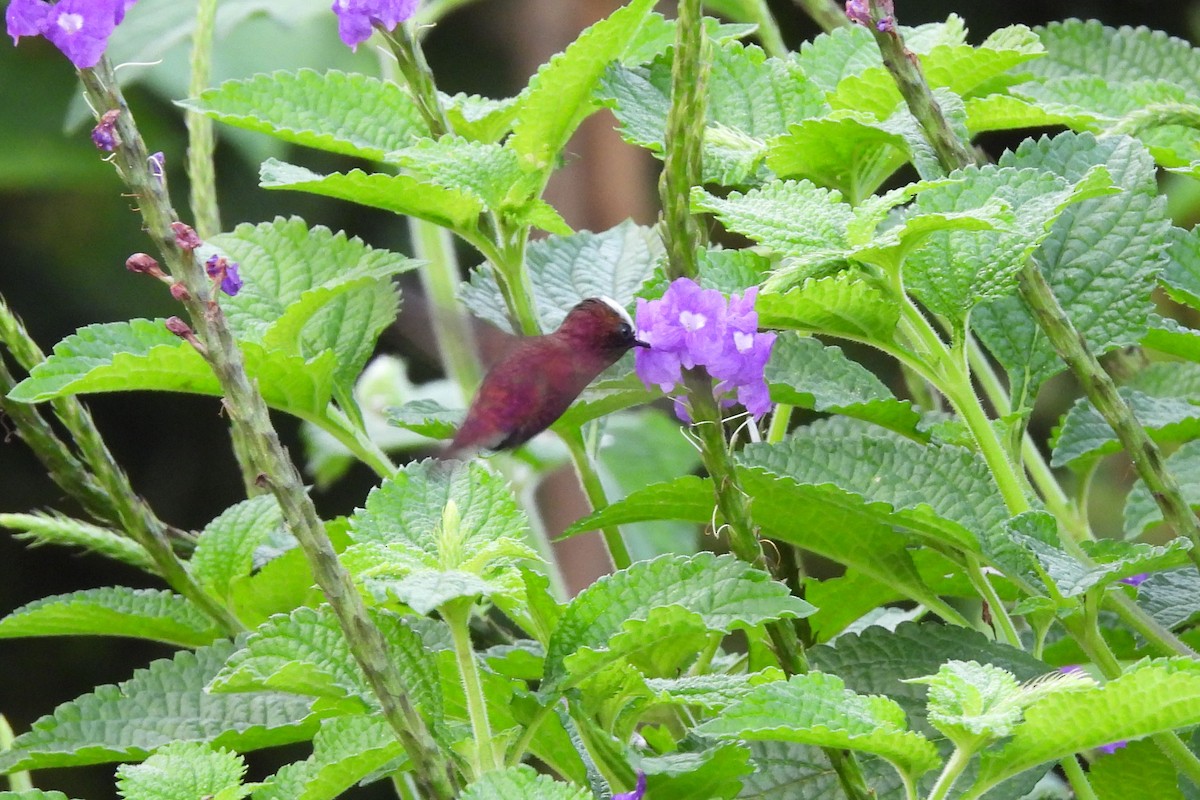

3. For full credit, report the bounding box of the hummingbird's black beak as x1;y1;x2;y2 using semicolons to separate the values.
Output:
633;337;650;348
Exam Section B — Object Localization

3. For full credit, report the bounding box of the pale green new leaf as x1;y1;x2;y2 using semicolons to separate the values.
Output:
808;622;1051;737
0;588;219;648
765;114;909;203
444;93;521;144
0;512;152;571
1050;388;1200;467
756;273;899;344
973;659;1200;792
907;660;1024;743
7;319;337;420
766;333;923;438
191;496;284;604
544;553;811;689
509;0;657;174
972;133;1170;400
182;70;428;161
252;715;404;800
692;180;853;258
259;160;482;233
460;220;661;333
563;606;711;691
459;766;591;800
116;742;249;800
696;673;940;779
0;640;318;772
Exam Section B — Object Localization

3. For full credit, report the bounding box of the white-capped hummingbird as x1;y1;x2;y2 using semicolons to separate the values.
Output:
442;297;648;459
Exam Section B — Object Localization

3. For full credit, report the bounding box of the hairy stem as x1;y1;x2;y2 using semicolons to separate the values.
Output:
186;0;220;237
80;59;455;799
444;600;500;777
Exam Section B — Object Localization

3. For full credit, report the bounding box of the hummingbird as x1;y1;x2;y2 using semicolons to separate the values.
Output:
442;297;649;459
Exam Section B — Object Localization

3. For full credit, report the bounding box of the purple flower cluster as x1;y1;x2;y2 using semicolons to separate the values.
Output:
6;0;135;69
635;277;775;419
331;0;417;50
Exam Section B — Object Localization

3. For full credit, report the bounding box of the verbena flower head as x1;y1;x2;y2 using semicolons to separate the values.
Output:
635;277;775;420
6;0;135;69
332;0;418;50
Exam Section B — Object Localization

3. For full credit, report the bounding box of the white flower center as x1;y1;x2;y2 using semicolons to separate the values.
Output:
679;311;707;332
734;331;755;352
57;12;84;34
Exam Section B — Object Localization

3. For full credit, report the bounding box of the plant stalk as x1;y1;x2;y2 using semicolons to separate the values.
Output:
790;0;851;33
186;0;220;237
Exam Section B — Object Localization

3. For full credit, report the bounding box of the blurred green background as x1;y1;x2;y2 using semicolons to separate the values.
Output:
2;0;1199;796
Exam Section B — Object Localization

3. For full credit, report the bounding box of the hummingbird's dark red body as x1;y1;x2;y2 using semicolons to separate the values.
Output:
443;297;648;459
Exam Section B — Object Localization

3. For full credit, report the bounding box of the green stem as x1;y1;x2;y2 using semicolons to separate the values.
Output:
790;0;850;33
315;406;397;478
80;59;455;799
506;702;554;768
744;0;789;58
965;556;1021;648
1061;755;1099;800
765;403;793;443
562;431;632;571
444;600;500;777
0;716;32;793
926;744;974;800
382;22;451;137
409;217;482;396
186;0;220;237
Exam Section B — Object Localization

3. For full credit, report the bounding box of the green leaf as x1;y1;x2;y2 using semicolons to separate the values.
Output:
636;742;753;800
0;792;75;800
1051;388;1200;468
252;715;404;800
213;217;412;393
644;671;785;712
388;138;568;234
0;640;318;772
1138;569;1200;631
259;160;482;233
0;588;219;648
444;93;521;144
192;496;285;605
765;115;910;203
182;70;427;161
972;132;1171;400
907;660;1024;744
696;673;940;779
560;475;715;539
564;606;711;694
905;161;1118;323
757;273;899;344
0;512;152;571
692;180;853;258
544;553;812;690
7;319;337;421
973;658;1200;793
460;220;662;333
766;333;923;437
808;622;1051;738
1089;739;1185;800
1020;536;1193;598
459;766;591;800
509;0;656;174
385;398;461;440
739;741;905;800
1159;225;1200;311
116;742;249;800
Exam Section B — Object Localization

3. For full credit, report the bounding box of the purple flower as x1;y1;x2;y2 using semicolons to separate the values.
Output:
634;277;775;420
844;0;894;32
91;107;119;151
6;0;135;69
613;772;646;800
1098;741;1128;754
331;0;418;50
1119;573;1149;588
844;0;869;26
205;254;243;297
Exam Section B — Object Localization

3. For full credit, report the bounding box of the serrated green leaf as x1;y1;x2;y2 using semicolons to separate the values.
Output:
692;180;853;258
460;220;662;333
561;475;715;539
908;660;1024;743
509;0;656;173
0;512;152;571
635;741;752;800
564;606;711;692
757;273;899;343
1160;226;1200;311
259;159;482;233
552;371;660;433
459;766;591;800
972;132;1171;400
444;93;521;143
766;333;923;437
765;115;910;203
116;742;249;800
964;94;1076;134
252;715;403;800
7;319;337;420
192;496;284;605
183;70;428;160
1090;739;1185;800
644;670;784;712
739;741;905;800
973;659;1200;793
809;622;1051;738
1020;536;1193;598
0;640;318;772
1138;569;1200;631
696;673;940;779
213;218;412;392
544;553;811;690
1051;388;1200;467
0;588;219;648
385;398;461;440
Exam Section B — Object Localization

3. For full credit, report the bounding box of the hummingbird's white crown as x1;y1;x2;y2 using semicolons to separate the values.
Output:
598;296;634;328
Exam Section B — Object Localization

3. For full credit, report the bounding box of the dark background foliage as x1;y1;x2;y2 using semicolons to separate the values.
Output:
0;1;1196;796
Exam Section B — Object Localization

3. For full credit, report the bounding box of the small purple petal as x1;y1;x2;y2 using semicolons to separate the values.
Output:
1059;664;1085;675
41;0;121;69
635;345;683;393
91;108;120;151
6;0;50;43
1119;573;1149;588
844;0;869;26
1098;740;1128;754
148;150;164;181
672;395;691;423
220;261;243;296
331;0;418;50
613;771;647;800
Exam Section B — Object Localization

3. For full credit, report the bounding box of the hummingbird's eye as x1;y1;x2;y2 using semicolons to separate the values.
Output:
617;322;633;339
